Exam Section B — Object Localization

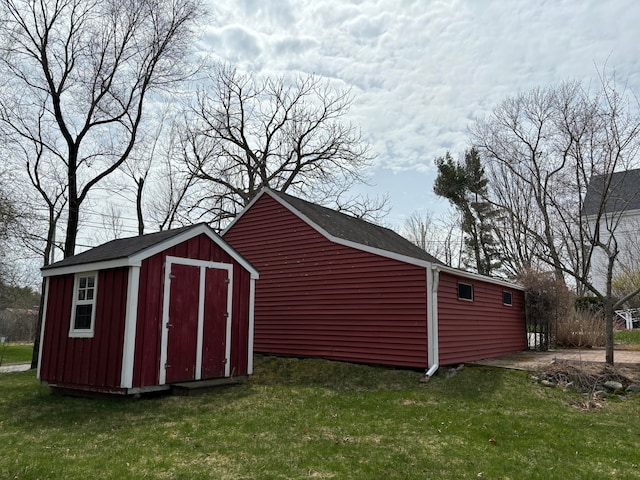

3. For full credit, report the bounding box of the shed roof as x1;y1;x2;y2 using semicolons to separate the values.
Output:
583;168;640;216
42;223;258;278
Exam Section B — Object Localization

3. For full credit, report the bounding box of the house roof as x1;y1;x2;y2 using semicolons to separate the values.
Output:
583;168;640;216
42;223;259;278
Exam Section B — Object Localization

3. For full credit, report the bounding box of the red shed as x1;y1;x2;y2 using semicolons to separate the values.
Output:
223;189;526;374
38;224;259;395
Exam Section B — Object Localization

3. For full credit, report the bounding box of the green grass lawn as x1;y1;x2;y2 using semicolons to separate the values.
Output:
1;356;639;479
615;329;640;345
0;343;33;365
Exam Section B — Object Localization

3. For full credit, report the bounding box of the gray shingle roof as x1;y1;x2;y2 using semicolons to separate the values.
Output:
41;224;198;270
583;169;640;216
269;190;444;265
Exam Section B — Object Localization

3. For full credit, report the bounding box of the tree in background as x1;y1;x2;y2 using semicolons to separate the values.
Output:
473;75;640;364
180;64;384;226
433;148;502;275
403;210;461;266
0;0;203;259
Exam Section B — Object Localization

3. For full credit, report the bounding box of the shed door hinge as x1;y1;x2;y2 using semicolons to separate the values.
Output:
225;278;230;284
164;363;170;369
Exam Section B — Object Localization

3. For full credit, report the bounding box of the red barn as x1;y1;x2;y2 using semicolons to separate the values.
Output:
38;224;259;395
223;189;526;374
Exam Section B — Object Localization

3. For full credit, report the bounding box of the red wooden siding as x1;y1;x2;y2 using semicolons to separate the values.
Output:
437;271;526;365
132;233;252;387
40;268;128;390
224;194;429;368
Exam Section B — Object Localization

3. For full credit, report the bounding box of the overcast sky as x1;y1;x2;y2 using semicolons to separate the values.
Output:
199;0;640;228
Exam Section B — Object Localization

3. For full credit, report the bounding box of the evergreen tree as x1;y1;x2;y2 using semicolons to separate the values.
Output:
434;148;502;275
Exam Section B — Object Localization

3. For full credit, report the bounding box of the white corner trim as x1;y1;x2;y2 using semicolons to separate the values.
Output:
195;266;206;380
426;264;440;370
224;268;234;378
247;277;256;375
159;258;173;385
120;266;140;389
36;278;50;380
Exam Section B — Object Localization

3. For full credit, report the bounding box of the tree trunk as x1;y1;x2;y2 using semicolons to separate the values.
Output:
30;279;46;369
136;176;145;236
604;298;615;365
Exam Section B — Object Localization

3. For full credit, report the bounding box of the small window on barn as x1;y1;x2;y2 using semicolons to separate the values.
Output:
458;282;473;301
69;272;98;338
503;290;513;306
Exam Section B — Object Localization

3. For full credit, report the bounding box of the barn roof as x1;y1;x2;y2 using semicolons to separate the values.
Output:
268;190;444;265
42;223;259;278
583;168;640;216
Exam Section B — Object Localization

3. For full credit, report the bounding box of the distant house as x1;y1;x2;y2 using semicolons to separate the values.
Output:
223;189;526;373
38;224;258;395
583;168;640;295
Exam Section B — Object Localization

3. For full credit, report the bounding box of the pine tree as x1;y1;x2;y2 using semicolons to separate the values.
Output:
434;148;502;275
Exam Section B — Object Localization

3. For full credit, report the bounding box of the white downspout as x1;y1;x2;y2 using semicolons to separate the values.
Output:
425;264;440;378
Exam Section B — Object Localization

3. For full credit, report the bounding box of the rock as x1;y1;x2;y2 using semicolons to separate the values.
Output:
603;381;624;392
626;384;640;393
541;379;555;387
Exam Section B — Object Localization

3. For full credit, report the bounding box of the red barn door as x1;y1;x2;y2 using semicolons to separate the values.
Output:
165;263;200;383
160;256;233;385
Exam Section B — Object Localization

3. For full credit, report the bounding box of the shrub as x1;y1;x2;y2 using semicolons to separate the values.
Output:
574;296;603;313
556;308;605;348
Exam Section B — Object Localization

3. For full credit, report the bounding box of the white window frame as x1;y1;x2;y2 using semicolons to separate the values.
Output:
69;271;98;338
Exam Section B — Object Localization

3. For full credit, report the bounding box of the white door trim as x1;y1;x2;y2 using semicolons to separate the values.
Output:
159;256;233;385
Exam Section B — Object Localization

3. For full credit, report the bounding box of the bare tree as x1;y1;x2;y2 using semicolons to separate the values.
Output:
473;74;640;364
0;0;203;258
181;64;382;224
402;210;463;266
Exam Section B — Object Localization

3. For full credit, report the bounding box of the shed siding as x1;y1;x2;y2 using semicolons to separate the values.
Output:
132;233;252;387
40;268;128;388
224;195;429;368
437;271;526;365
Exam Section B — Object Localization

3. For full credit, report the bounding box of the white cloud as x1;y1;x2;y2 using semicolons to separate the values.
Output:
201;0;640;226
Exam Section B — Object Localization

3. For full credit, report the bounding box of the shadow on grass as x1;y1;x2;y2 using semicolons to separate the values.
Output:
0;370;256;432
250;355;512;401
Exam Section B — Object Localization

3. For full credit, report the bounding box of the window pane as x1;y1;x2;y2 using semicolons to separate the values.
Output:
79;277;87;288
86;288;94;300
503;291;513;306
74;304;92;330
458;283;473;300
78;290;86;301
87;276;95;288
